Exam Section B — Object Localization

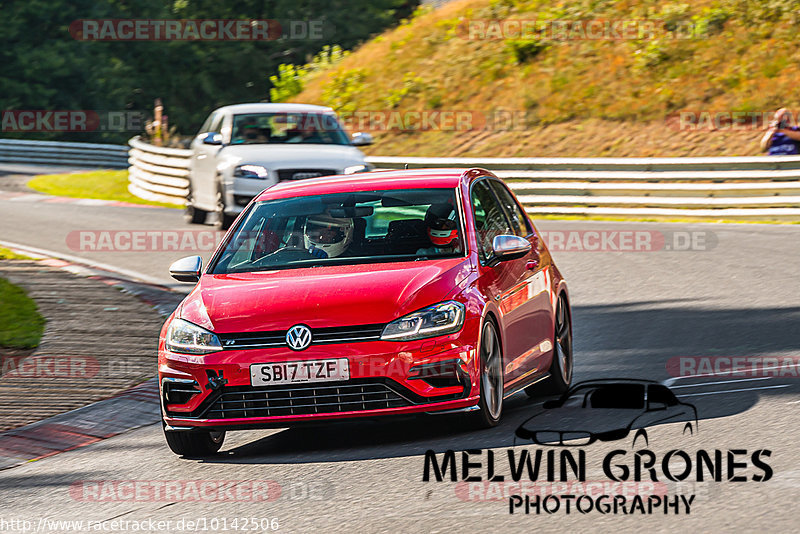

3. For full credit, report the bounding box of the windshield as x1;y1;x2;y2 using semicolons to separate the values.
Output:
230;112;350;146
210;188;465;274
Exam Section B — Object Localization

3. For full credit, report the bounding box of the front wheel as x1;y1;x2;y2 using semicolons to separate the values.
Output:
526;293;572;397
214;184;236;231
184;183;207;224
468;319;504;429
163;424;225;457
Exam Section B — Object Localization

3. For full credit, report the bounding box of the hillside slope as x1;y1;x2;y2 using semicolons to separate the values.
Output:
294;0;800;157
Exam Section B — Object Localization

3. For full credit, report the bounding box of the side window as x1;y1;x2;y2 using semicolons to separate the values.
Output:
470;180;511;263
489;180;531;237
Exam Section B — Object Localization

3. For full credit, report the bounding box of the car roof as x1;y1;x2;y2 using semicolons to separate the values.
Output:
255;168;494;200
214;103;335;115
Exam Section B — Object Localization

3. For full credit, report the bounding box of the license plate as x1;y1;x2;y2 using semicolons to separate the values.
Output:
250;358;350;387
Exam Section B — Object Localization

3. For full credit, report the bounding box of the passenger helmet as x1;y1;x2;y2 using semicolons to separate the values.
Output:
424;203;458;247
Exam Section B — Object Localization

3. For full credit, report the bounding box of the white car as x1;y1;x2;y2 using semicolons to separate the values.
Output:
186;103;373;229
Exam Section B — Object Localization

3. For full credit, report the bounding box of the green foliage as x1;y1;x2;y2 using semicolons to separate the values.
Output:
321;69;368;114
656;3;692;32
506;39;549;63
384;73;425;108
269;64;309;103
269;45;350;103
0;0;417;142
693;7;731;36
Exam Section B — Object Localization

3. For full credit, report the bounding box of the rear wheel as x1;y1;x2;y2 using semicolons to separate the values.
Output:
163;424;225;457
526;293;572;397
468;319;504;429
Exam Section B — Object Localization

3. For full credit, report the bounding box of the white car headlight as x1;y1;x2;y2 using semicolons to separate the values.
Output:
343;164;372;175
381;301;465;341
234;164;269;179
165;319;222;355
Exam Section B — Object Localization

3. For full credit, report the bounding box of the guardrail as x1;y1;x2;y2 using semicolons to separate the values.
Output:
6;138;798;219
0;139;128;168
127;136;191;204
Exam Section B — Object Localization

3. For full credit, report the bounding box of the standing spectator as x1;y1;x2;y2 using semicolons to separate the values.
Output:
761;108;800;154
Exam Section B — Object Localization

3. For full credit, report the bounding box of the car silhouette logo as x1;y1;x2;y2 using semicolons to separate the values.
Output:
286;324;312;351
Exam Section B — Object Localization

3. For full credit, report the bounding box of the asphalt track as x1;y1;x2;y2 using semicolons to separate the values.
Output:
1;168;799;533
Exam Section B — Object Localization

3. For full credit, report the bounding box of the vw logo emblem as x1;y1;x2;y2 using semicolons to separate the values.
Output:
286;324;312;351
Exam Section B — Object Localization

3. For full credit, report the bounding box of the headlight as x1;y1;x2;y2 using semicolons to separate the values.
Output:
343;164;371;175
234;164;269;179
381;301;465;341
165;319;222;355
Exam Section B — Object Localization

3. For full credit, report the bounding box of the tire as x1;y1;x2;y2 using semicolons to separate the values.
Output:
214;184;236;231
163;424;225;457
468;319;504;429
184;183;207;224
526;293;573;397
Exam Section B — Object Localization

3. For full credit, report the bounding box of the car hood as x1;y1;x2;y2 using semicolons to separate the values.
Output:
216;143;366;171
179;258;473;333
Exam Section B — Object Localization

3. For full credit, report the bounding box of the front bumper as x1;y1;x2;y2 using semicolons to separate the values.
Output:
159;328;481;429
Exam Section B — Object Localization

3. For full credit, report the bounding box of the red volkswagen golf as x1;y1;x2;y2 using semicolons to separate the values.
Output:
159;168;572;456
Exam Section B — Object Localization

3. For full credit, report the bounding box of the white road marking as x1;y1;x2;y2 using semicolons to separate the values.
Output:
669;376;773;389
676;384;790;397
664;363;800;386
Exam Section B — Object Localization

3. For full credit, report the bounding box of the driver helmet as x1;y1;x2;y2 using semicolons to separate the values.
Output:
303;211;354;258
424;203;458;248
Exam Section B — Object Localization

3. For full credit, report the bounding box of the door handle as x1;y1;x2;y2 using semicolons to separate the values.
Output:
526;259;539;270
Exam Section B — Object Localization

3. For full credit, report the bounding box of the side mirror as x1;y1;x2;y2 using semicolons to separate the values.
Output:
169;256;203;283
648;401;668;411
202;132;223;146
351;131;373;146
491;235;531;262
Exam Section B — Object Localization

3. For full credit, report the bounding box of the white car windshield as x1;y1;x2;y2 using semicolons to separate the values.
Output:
210;188;465;273
230;112;350;146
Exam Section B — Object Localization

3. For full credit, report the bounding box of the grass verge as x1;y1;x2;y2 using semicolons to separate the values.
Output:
0;277;45;349
0;247;35;260
27;170;179;209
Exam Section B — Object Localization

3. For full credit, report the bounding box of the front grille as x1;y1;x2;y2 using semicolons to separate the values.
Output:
217;324;384;350
206;379;411;418
234;194;253;206
277;168;337;181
